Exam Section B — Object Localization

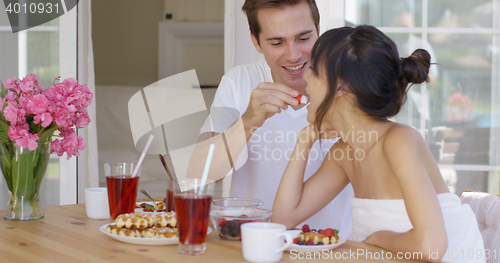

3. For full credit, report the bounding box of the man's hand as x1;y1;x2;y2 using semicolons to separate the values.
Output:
242;82;299;131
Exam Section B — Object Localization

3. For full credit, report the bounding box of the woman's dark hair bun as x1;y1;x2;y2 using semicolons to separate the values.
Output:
401;49;431;84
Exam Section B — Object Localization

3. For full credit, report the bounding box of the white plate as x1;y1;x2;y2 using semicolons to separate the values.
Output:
100;223;178;245
285;230;346;253
99;223;213;246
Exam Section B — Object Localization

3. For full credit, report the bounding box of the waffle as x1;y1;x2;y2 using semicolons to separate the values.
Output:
108;212;179;239
154;202;167;211
106;224;142;237
142;227;178;238
115;213;151;229
153;212;177;228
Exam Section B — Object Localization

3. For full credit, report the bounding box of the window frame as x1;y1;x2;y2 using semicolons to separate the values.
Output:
336;0;500;193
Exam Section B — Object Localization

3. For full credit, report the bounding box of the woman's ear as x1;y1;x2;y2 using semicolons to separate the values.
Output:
335;82;348;97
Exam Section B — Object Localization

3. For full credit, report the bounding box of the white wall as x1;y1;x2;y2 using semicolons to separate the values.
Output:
164;0;224;22
163;0;225;85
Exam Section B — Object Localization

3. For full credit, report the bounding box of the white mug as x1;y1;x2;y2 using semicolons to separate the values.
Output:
241;222;293;263
84;187;110;219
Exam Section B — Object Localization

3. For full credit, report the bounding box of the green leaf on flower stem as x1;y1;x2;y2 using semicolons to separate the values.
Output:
31;144;49;196
0;83;7;113
27;116;38;135
33;151;49;198
0;119;11;143
0;81;6;97
0;143;13;191
11;148;35;199
38;124;58;143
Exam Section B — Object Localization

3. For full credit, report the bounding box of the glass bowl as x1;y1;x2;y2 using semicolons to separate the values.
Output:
210;207;273;241
212;197;264;208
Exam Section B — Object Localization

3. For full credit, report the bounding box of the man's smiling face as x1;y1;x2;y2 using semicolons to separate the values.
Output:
251;1;319;94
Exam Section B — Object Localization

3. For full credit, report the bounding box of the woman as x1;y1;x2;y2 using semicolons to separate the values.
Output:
272;25;484;263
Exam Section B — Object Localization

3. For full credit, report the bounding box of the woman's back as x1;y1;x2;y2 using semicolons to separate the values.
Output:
331;120;449;199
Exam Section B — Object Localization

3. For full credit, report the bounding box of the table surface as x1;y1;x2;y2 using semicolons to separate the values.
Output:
0;202;434;263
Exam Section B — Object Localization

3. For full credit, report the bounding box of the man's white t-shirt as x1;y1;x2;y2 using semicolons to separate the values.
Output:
201;59;354;235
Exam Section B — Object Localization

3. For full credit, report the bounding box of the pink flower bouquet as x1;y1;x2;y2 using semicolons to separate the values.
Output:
0;74;93;220
0;74;92;157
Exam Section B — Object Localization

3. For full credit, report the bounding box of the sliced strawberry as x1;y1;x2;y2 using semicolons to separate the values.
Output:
293;238;300;244
320;228;334;237
143;204;155;212
301;224;310;233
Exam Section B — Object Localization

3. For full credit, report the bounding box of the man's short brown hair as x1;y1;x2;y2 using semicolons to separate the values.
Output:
242;0;320;44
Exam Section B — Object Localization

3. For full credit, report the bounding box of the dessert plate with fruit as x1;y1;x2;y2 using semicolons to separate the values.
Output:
285;225;346;252
135;201;167;213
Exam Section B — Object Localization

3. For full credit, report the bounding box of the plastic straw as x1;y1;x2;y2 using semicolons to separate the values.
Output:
198;144;215;195
131;134;154;178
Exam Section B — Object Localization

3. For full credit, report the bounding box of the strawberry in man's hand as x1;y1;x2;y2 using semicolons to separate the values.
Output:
295;94;309;105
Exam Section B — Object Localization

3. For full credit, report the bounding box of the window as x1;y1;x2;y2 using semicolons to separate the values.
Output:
346;0;500;194
0;7;77;208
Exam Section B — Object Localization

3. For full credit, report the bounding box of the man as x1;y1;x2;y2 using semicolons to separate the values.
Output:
189;0;353;233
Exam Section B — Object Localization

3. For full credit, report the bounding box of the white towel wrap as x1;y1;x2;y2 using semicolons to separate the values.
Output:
351;192;485;263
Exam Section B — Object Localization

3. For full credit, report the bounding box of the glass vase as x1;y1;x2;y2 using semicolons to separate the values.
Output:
0;142;51;220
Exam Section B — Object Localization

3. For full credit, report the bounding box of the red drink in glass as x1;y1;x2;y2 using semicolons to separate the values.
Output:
175;194;212;245
106;176;139;219
166;187;175;212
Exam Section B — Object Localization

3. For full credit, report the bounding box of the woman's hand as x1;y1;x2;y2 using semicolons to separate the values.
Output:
298;123;339;146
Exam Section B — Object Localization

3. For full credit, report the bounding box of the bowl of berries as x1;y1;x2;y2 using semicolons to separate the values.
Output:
211;197;264;208
210;207;272;241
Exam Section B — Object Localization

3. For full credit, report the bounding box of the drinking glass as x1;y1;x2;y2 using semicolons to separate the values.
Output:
165;180;176;212
174;178;215;255
104;162;140;219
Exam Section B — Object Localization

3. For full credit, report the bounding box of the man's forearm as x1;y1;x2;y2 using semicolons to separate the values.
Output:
186;117;253;181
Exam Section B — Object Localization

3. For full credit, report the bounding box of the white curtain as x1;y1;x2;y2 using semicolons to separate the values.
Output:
77;0;99;203
223;0;345;71
224;0;261;72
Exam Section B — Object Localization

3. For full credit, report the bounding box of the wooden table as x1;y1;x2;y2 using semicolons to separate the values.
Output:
0;203;431;262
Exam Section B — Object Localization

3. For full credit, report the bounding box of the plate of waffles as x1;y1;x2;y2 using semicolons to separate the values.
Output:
100;223;179;245
100;223;213;246
100;211;213;245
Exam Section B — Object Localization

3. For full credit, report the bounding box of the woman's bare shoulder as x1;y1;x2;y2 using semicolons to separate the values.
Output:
381;123;426;156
